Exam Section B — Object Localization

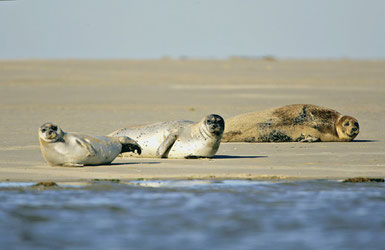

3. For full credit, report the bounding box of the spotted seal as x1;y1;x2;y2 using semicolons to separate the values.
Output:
39;122;141;166
222;104;359;142
109;114;225;158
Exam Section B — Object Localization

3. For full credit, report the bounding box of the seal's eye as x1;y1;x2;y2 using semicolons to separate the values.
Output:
42;129;46;133
344;122;350;127
354;122;359;128
51;126;57;131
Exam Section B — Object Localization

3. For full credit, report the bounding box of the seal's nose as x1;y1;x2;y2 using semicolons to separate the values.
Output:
352;127;358;132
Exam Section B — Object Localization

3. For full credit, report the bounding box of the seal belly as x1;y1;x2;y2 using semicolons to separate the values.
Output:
81;136;122;165
168;132;220;158
65;135;122;165
167;139;210;158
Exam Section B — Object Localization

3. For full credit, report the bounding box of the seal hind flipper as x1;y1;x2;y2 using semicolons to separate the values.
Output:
119;136;142;155
156;133;178;158
75;139;97;156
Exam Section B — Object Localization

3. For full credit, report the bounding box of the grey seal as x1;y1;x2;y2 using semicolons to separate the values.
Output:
109;114;225;158
39;122;141;166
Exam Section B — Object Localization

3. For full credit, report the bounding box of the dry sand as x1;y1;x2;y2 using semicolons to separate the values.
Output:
0;59;384;182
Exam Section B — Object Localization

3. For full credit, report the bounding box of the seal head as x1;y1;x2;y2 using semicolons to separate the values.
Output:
202;114;225;138
336;116;360;141
39;122;64;143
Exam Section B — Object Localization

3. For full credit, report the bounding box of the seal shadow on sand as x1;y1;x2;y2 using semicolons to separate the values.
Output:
352;140;378;143
110;162;161;166
52;162;162;168
213;155;267;159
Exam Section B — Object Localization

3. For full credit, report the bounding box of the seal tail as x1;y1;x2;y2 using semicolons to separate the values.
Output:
118;136;142;155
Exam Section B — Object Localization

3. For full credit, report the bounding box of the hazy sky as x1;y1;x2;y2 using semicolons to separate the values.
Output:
0;0;384;59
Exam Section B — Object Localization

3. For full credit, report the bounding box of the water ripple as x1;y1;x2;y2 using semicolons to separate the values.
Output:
0;180;384;250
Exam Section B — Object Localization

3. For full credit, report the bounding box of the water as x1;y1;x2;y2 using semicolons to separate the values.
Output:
0;180;384;250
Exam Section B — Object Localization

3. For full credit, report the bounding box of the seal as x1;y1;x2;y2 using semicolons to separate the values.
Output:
39;122;141;166
109;114;225;158
222;104;359;142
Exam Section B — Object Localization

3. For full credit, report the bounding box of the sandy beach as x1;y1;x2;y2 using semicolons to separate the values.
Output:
0;59;384;182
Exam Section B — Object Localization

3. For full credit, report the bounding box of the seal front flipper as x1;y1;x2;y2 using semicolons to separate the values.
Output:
156;133;178;158
75;139;97;156
119;136;142;155
297;134;320;143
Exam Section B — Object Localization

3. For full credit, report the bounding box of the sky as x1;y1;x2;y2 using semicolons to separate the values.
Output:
0;0;384;59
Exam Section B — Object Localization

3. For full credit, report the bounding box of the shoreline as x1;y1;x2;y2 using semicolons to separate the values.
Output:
1;177;384;186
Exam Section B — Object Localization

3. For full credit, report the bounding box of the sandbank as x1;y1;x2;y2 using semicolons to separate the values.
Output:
0;59;384;182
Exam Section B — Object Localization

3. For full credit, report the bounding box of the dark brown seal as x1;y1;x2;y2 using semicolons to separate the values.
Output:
222;104;359;142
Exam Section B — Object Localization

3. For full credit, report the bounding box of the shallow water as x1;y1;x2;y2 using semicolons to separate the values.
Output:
0;180;384;250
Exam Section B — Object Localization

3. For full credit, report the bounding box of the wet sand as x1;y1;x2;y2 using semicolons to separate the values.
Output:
0;59;384;181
